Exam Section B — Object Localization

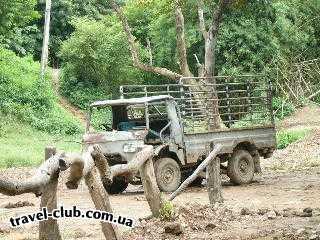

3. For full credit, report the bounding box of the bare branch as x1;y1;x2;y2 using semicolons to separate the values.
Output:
110;1;182;80
174;0;192;77
194;54;205;77
146;38;153;66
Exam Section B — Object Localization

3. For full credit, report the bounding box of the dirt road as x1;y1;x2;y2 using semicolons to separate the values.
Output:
0;166;320;240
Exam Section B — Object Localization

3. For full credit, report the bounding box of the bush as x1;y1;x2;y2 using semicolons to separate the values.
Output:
276;129;309;149
59;17;144;109
0;47;82;134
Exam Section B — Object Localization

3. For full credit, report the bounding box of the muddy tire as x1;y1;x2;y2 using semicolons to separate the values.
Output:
154;157;181;192
227;150;254;185
190;177;203;187
103;176;128;194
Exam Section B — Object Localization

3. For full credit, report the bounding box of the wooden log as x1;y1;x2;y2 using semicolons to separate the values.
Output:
85;168;122;240
0;153;64;196
66;156;84;189
207;156;223;205
169;144;222;201
91;145;112;186
63;147;95;189
110;145;154;178
139;159;163;217
39;147;62;240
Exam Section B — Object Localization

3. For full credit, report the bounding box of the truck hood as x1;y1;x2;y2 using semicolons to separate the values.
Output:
83;130;148;144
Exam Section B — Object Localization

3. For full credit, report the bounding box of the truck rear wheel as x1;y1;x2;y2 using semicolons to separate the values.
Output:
227;150;254;185
103;176;128;194
154;157;181;192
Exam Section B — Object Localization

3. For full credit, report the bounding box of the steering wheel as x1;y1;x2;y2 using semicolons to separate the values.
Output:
102;123;113;131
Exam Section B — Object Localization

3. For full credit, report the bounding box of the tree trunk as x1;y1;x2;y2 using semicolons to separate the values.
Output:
207;156;223;205
39;147;62;240
40;0;52;80
139;159;163;217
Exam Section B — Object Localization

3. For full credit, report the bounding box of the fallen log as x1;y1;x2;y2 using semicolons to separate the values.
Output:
169;144;222;201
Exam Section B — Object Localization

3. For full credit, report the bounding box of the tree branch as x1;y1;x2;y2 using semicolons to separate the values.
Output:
197;0;208;40
110;1;182;80
174;0;192;77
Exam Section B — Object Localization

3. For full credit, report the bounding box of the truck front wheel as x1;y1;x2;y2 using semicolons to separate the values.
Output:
227;150;254;185
154;157;181;192
103;176;129;194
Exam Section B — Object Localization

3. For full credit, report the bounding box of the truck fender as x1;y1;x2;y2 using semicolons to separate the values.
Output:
154;144;169;156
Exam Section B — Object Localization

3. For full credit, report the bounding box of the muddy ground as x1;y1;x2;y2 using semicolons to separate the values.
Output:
0;106;320;240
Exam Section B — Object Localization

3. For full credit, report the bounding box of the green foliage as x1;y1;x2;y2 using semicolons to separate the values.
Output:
272;97;295;120
0;0;40;56
0;48;82;134
0;115;81;168
159;201;175;220
37;0;110;63
277;129;309;149
59;17;144;109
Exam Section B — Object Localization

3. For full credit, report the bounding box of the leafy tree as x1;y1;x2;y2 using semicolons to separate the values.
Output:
59;17;144;109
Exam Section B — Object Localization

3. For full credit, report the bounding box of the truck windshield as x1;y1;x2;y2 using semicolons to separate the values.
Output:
89;101;169;133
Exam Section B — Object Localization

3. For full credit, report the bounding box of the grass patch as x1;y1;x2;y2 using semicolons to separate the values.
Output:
159;201;175;220
0;117;83;168
276;129;310;149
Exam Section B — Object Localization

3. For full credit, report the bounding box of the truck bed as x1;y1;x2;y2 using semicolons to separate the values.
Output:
183;126;276;164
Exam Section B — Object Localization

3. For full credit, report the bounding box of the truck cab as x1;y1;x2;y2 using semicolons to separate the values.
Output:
83;95;184;193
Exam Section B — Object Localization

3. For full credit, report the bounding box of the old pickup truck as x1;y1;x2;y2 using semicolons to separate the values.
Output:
83;77;276;194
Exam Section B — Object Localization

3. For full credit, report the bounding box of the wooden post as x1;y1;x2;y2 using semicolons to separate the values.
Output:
139;159;163;217
85;168;121;240
206;148;223;205
40;0;52;80
39;146;62;240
